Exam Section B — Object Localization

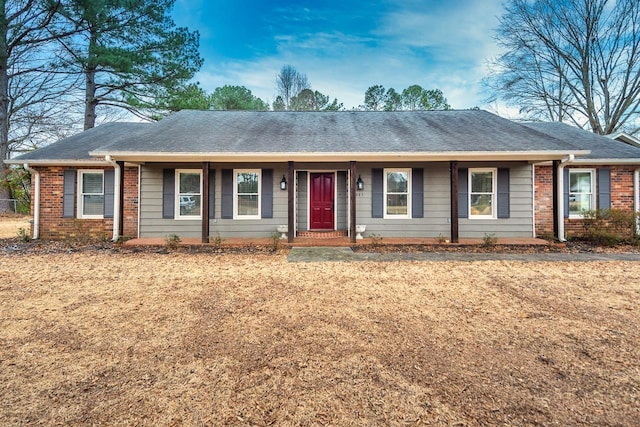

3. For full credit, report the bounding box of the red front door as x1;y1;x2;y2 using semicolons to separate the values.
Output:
310;173;335;230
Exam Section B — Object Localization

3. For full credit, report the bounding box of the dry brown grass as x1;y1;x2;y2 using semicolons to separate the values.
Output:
0;215;30;239
1;249;639;426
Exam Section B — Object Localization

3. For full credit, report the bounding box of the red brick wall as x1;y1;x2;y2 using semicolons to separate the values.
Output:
534;165;554;237
122;167;139;238
534;164;637;238
32;166;138;240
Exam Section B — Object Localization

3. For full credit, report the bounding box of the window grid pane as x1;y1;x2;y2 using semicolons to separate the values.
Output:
470;194;492;216
569;171;593;215
471;172;493;193
180;173;200;193
238;195;259;216
83;195;104;216
237;172;259;194
386;194;408;215
385;170;409;217
570;194;591;214
82;173;103;194
236;171;260;217
178;171;201;217
469;170;494;217
387;172;408;193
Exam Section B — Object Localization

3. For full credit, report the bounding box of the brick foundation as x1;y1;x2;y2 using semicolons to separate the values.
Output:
32;166;138;240
534;164;637;238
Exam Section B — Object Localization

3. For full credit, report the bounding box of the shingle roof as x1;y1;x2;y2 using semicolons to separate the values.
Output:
14;122;148;161
95;109;572;154
12;110;624;164
522;122;640;160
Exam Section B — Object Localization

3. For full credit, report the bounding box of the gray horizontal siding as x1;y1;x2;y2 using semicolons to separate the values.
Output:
140;164;290;239
357;162;534;239
357;163;451;238
458;162;533;238
139;161;534;239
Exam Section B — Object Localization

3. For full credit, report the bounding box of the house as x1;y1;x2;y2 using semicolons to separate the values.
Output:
523;122;640;239
7;110;640;243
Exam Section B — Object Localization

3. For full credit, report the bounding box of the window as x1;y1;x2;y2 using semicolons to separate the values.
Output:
175;169;202;219
78;171;104;218
569;169;595;217
384;168;411;218
234;169;261;219
469;168;496;218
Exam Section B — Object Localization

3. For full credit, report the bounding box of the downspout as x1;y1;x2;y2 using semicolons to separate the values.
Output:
531;164;536;237
23;164;39;239
635;169;640;236
557;154;575;242
105;156;120;242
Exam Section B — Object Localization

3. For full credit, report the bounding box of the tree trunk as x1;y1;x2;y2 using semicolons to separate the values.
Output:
84;65;96;130
0;1;11;213
83;31;98;130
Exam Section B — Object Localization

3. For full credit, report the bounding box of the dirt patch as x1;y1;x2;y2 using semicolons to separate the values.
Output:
1;248;639;425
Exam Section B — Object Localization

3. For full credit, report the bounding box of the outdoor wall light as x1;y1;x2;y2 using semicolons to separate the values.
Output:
280;175;287;190
356;175;364;191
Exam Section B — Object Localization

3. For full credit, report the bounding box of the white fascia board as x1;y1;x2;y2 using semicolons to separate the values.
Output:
90;150;590;163
569;158;640;165
608;132;640;147
4;159;109;166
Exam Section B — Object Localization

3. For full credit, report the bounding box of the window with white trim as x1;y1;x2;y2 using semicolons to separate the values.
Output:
175;169;202;219
384;168;411;219
469;168;496;218
234;169;261;219
569;169;595;217
78;170;104;219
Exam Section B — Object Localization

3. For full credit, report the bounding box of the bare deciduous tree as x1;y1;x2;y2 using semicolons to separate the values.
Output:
0;0;79;212
275;65;309;110
486;0;640;135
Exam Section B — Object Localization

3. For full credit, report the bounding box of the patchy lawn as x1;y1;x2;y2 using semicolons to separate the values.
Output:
0;215;30;239
1;248;639;425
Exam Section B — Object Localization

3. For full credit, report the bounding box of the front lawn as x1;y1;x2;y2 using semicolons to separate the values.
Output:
1;250;639;425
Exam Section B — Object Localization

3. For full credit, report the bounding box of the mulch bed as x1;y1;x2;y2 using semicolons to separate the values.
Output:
2;237;640;256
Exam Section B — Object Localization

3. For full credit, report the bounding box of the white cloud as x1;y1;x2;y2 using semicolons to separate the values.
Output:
192;0;508;111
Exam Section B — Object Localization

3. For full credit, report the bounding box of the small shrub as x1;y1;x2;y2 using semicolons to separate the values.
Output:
209;232;224;247
586;229;620;247
581;209;638;244
17;227;30;242
482;233;498;247
369;233;383;249
165;234;181;250
269;232;281;252
436;233;449;244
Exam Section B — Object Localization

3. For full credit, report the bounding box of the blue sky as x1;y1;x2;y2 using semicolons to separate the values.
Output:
172;0;506;110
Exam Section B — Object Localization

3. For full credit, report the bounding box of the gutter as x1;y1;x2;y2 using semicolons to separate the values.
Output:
22;164;39;239
105;156;121;242
557;154;575;242
5;159;109;166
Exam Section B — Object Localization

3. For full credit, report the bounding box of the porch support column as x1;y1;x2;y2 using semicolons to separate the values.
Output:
202;162;210;243
552;160;560;240
287;161;294;243
450;161;459;243
350;161;357;243
117;161;125;237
